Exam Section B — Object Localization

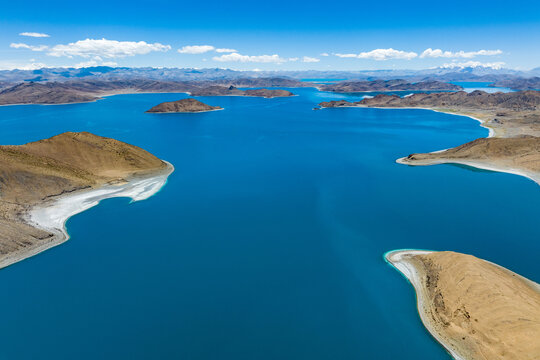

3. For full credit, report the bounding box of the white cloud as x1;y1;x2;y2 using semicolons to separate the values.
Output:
421;48;503;58
48;38;171;58
10;43;48;51
212;52;286;63
334;53;358;58
288;57;299;61
178;45;215;54
19;32;50;38
215;48;237;53
0;61;49;70
73;60;118;68
334;48;418;60
439;61;506;70
320;52;329;56
302;56;320;63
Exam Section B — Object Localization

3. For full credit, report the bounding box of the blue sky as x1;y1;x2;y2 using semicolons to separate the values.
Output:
1;0;539;71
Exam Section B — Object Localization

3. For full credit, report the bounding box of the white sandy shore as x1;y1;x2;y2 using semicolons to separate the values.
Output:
396;156;540;185
385;250;467;360
0;161;174;269
376;106;540;185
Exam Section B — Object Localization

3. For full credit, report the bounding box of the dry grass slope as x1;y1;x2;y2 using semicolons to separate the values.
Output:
0;132;167;261
412;251;540;360
402;136;540;174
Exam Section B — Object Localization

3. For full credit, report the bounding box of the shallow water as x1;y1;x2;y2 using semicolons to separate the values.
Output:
0;88;538;359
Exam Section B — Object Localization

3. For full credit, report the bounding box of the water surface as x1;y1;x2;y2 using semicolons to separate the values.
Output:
0;88;538;359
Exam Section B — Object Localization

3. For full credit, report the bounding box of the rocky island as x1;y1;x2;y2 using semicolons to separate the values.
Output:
0;132;173;268
319;80;462;92
386;250;540;360
320;90;540;184
146;98;222;113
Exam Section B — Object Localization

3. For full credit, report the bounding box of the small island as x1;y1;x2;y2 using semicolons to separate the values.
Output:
386;250;540;360
146;98;223;113
0;132;173;269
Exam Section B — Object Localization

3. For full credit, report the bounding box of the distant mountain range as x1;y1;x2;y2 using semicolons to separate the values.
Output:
1;65;540;85
2;65;540;105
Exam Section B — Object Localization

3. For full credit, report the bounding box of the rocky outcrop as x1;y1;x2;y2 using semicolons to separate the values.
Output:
318;100;359;108
146;98;222;113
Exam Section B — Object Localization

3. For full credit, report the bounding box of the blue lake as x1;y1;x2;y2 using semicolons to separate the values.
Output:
0;87;538;359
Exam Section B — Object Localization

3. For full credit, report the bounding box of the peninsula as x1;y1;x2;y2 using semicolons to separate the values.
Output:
0;132;173;268
490;77;540;90
319;80;462;93
319;90;540;184
386;250;540;360
0;78;300;105
146;98;222;113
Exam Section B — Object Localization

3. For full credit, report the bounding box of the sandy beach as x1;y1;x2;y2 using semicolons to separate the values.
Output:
396;156;540;185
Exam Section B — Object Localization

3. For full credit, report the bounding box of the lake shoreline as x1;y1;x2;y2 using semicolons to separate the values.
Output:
385;249;540;360
358;106;539;185
0;161;174;270
385;250;469;360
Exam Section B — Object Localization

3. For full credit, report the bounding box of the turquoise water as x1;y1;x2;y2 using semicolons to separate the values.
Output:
450;81;514;93
0;88;538;359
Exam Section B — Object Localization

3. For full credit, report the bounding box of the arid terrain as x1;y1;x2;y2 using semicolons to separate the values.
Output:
319;80;462;92
0;78;300;105
386;250;540;360
0;132;171;268
490;77;540;90
146;98;222;113
189;86;294;97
